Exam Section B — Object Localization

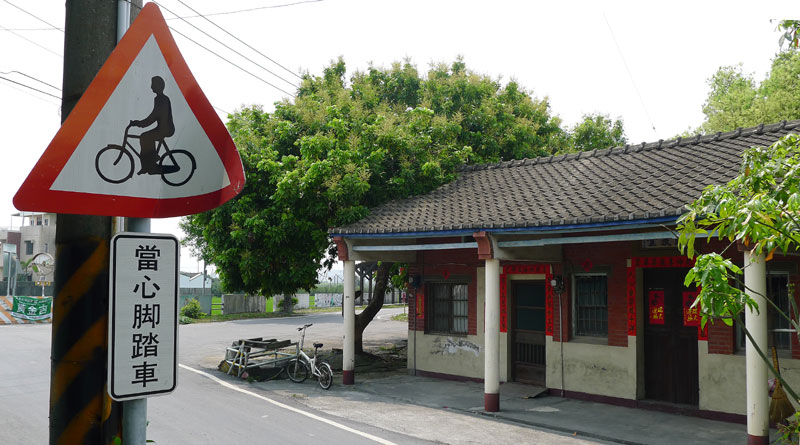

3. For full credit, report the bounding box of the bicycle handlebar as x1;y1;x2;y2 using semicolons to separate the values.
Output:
296;323;313;331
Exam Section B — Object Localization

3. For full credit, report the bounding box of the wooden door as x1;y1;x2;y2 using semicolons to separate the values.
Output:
511;282;546;385
644;268;699;405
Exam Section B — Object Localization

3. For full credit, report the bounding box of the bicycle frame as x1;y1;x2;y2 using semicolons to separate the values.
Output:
118;122;170;163
295;325;324;377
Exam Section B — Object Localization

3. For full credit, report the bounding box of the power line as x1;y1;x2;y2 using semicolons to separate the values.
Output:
0;27;62;31
0;75;61;99
0;70;61;91
0;80;61;108
159;1;298;89
1;0;64;32
602;12;657;137
166;21;295;97
169;1;323;19
0;23;62;58
144;1;296;97
174;0;302;82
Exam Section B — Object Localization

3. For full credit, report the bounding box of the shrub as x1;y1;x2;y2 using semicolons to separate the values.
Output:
180;298;204;319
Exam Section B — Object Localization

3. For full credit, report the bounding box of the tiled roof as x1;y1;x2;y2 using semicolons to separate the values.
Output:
330;120;800;235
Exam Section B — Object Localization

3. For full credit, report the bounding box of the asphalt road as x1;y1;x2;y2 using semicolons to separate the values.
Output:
0;307;598;444
0;307;421;445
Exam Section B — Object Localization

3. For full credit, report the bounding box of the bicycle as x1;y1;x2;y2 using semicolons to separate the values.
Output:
95;122;196;186
285;323;334;390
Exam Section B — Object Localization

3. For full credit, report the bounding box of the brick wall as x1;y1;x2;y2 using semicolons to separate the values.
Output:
407;248;480;334
564;241;631;347
707;322;734;355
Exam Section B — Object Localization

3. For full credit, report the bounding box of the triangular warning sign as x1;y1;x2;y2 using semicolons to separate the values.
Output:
14;3;245;218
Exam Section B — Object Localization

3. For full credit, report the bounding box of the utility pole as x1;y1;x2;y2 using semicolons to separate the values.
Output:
50;1;140;443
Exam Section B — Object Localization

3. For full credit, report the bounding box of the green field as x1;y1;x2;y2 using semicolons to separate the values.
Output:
211;296;223;315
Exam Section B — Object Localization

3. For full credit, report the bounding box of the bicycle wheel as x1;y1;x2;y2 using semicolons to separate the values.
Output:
160;149;196;186
317;361;333;390
95;144;134;184
285;358;309;383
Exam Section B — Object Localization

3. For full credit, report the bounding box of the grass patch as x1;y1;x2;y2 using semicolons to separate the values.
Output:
188;303;409;324
211;296;223;315
391;313;408;322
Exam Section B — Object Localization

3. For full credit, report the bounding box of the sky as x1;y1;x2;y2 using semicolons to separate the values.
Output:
1;0;798;273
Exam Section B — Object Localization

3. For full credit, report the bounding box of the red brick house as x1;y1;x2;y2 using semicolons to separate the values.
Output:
329;120;800;428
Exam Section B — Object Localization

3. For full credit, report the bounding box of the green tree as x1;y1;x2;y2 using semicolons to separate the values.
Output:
777;20;800;50
564;113;626;153
677;134;800;429
699;51;800;134
181;58;617;352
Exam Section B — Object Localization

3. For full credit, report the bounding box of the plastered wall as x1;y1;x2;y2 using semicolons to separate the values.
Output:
407;267;509;381
546;335;638;399
698;341;800;415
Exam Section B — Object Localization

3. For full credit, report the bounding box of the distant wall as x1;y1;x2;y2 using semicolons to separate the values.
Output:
224;294;266;314
0;281;53;297
179;295;213;314
314;293;342;308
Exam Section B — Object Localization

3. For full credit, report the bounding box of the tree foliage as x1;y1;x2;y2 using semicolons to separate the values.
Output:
181;58;607;296
699;50;800;134
777;20;800;50
564;113;626;153
677;133;800;404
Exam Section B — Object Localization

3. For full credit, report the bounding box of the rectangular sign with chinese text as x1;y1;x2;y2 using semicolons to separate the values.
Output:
109;233;178;401
648;290;665;325
11;296;52;320
683;291;701;327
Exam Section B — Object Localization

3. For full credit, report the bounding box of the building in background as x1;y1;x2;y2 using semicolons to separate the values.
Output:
1;212;56;284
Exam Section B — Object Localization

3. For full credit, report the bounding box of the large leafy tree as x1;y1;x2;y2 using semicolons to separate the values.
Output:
182;58;620;352
699;50;800;134
564;113;626;153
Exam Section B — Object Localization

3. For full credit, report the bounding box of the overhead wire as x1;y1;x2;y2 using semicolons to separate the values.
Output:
120;0;295;97
159;17;295;97
0;75;61;99
173;0;303;82
1;0;64;32
602;11;657;137
171;0;323;19
0;70;61;91
0;80;61;108
0;23;62;57
159;0;298;89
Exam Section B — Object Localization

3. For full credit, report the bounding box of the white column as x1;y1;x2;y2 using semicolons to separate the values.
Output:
484;258;500;412
744;250;768;444
343;260;356;385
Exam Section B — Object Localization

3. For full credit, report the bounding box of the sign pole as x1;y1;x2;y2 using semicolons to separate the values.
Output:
113;2;150;444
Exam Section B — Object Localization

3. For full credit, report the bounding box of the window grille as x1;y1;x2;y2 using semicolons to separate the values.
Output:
428;283;468;334
574;275;608;337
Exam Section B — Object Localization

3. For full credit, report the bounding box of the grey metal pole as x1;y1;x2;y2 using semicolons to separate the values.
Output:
115;2;149;444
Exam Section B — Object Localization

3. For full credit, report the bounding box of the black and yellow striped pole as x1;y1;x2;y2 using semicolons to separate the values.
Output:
49;1;140;443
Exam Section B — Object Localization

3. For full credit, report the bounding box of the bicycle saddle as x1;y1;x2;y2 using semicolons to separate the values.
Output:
313;342;323;349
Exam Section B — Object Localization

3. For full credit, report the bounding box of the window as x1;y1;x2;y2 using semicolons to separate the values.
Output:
36;217;42;226
427;283;468;334
25;240;33;255
737;273;792;351
44;243;49;254
573;275;608;337
44;218;49;226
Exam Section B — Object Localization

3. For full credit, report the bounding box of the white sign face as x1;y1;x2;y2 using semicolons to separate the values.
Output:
51;35;230;199
109;233;178;401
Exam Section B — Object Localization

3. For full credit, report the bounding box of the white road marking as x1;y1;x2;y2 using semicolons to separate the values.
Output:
179;364;397;445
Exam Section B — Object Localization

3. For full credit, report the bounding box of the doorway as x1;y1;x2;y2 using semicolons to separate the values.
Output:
511;281;546;385
643;268;699;405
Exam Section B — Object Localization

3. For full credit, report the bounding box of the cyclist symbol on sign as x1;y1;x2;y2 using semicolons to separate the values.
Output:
95;76;196;186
